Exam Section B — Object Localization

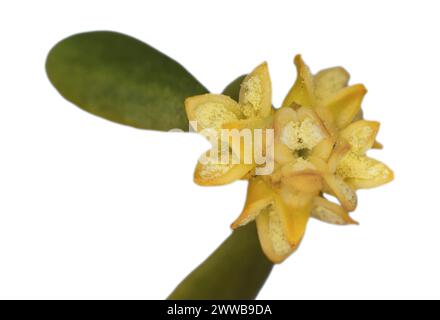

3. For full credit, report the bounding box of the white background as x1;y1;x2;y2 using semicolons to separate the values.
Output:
0;0;438;299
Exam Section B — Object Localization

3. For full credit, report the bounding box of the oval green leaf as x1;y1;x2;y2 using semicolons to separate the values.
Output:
46;31;207;131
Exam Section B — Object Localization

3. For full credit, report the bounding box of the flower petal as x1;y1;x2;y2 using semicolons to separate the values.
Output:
349;110;383;149
222;117;271;131
340;120;380;153
274;107;299;141
281;55;316;108
185;94;242;131
256;200;297;264
373;140;384;149
311;137;335;161
231;179;274;229
336;153;394;189
274;143;296;165
327;140;351;173
281;160;323;194
239;62;272;119
275;106;328;153
322;84;367;129
311;196;358;225
315;67;350;101
282;173;323;194
323;174;358;211
194;149;253;186
279;198;312;248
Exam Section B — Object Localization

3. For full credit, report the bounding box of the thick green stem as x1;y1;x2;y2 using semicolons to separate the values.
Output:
168;222;273;300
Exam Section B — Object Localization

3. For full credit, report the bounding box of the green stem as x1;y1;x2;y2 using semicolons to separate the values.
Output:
168;222;273;300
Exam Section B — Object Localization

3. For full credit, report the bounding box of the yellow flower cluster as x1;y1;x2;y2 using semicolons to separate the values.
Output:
185;55;393;263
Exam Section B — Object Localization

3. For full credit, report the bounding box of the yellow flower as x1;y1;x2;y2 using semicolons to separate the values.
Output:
184;55;393;264
185;62;272;185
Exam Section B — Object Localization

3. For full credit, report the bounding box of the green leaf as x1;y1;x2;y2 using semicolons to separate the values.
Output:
168;76;273;300
222;75;246;101
46;31;207;131
168;222;273;300
47;33;273;298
